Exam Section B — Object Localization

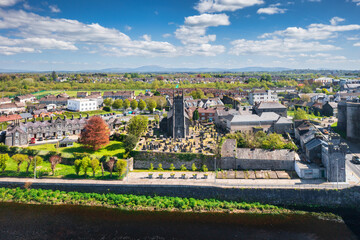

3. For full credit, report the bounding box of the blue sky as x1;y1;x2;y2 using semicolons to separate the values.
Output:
0;0;359;70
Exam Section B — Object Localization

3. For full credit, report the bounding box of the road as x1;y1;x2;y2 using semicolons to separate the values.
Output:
344;139;360;182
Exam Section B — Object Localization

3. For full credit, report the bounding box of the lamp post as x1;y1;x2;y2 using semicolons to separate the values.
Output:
33;156;37;179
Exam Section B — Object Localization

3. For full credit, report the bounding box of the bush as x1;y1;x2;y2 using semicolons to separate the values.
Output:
80;156;91;177
157;163;163;171
116;160;127;178
0;153;10;172
103;106;111;112
180;164;187;171
123;134;138;153
12;154;29;172
149;163;154;171
169;163;175;171
74;159;81;176
0;144;9;153
191;163;197;172
202;165;208;172
89;158;100;177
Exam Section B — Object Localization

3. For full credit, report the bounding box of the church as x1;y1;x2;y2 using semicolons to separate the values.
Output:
160;90;191;138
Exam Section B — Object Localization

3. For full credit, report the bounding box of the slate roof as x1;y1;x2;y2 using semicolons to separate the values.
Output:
221;139;236;158
236;148;295;161
255;101;286;109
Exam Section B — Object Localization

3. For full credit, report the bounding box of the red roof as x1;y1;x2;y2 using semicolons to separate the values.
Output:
0;114;22;123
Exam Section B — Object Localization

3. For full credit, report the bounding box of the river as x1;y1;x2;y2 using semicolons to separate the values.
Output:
0;202;358;240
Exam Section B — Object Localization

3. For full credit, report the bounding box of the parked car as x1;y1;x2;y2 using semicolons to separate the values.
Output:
29;138;36;144
38;137;43;141
352;156;360;164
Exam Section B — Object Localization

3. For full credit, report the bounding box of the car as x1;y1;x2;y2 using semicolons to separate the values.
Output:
352;156;360;164
29;138;36;144
38;137;44;141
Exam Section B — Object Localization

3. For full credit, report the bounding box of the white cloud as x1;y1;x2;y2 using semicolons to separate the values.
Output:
49;5;60;13
0;9;177;56
0;46;35;55
174;13;229;55
184;13;230;27
142;34;151;41
354;42;360;47
257;5;287;15
162;33;171;38
330;17;345;25
195;0;264;13
229;38;340;57
352;0;360;6
260;20;360;40
0;0;19;7
125;25;132;31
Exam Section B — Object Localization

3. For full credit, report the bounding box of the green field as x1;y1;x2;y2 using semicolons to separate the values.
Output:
32;90;145;99
28;141;126;159
287;110;322;120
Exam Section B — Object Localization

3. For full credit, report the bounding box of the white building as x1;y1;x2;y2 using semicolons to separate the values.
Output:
249;90;278;105
67;99;98;112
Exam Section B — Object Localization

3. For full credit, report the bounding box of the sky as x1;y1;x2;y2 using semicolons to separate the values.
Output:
0;0;359;71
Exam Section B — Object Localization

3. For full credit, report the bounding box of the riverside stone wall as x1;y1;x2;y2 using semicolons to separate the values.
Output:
1;181;360;208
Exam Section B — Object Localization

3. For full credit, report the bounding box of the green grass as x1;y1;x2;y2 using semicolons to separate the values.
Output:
287;110;322;120
0;156;120;179
28;141;126;159
59;110;123;118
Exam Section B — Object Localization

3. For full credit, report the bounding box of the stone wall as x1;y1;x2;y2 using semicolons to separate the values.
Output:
2;181;360;208
131;151;216;170
220;158;294;170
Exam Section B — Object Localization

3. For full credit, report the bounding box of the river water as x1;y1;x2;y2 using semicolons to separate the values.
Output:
0;202;358;240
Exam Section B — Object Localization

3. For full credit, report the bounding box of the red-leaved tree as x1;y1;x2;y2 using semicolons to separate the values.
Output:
80;116;110;150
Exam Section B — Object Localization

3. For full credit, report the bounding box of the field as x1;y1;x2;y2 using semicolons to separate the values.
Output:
287;110;322;120
32;90;145;99
28;141;126;159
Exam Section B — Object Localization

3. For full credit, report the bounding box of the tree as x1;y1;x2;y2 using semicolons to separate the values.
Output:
169;163;175;171
49;155;62;175
300;95;310;102
103;98;113;107
0;153;10;173
80;116;110;150
202;165;208;172
260;74;271;82
123;134;138;152
294;108;308;120
146;99;156;113
116;160;127;178
112;99;123;109
80;156;91;177
138;99;146;111
190;89;205;99
127;115;148;138
106;158;116;177
31;156;43;171
51;71;58;81
155;97;166;109
123;99;130;109
157;163;163;171
74;159;81;176
25;149;40;173
302;86;313;93
192;109;200;121
103;106;111;112
149;163;154;171
90;158;100;177
12;154;28;172
154;115;160;125
180;164;187;171
130;99;138;110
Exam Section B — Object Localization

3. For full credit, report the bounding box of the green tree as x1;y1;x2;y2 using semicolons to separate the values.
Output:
31;156;43;171
192;109;200;121
138;99;146;111
123;99;130;109
294;108;308;120
112;99;123;109
156;97;166;109
51;71;58;81
123;134;138;152
12;154;29;172
130;99;138;110
157;163;163;171
116;160;127;178
190;89;205;99
149;163;154;171
81;156;91;177
180;164;187;171
127;115;148;137
146;99;157;113
103;98;113;107
201;165;208;172
90;158;100;177
0;153;10;173
74;159;81;176
154;115;160;125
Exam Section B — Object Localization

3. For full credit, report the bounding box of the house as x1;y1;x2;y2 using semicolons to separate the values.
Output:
0;103;25;114
39;94;71;106
103;91;135;100
274;117;293;134
197;108;216;122
202;98;224;108
0;114;22;124
77;92;88;98
253;101;287;117
249;89;278;105
322;102;338;117
14;94;36;103
67;99;98;112
0;97;12;105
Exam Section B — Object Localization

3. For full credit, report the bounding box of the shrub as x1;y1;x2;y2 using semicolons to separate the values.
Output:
31;156;43;171
9;146;20;155
202;165;208;172
191;163;197;172
116;160;127;178
169;163;175;171
103;106;111;112
0;144;9;153
157;163;163;171
180;164;187;171
0;153;10;173
149;163;154;171
12;154;29;172
80;156;91;177
123;134;138;153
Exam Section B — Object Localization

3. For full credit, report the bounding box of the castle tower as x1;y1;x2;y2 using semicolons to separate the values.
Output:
322;139;347;183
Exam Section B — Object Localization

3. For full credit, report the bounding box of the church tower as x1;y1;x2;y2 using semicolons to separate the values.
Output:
172;90;186;138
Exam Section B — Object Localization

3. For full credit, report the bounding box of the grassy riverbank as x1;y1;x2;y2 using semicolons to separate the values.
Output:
0;187;341;220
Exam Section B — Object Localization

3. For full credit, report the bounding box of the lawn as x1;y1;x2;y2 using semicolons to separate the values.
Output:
32;89;146;99
287;110;322;120
28;141;126;159
0;157;119;179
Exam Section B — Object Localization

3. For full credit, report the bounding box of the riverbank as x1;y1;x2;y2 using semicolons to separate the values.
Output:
0;187;344;221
